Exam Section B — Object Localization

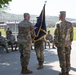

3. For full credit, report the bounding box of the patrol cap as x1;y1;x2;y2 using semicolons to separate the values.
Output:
24;13;30;17
36;17;39;18
60;11;66;15
36;17;39;20
36;17;39;19
48;30;50;33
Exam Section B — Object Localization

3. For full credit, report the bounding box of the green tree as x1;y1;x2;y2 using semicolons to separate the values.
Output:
0;0;12;8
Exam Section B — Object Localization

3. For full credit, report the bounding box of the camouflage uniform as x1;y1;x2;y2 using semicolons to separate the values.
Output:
7;32;17;51
18;14;35;70
34;38;44;69
54;12;73;74
6;28;11;39
45;30;55;49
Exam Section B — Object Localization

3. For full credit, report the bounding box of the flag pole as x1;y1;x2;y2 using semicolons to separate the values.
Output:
44;0;47;5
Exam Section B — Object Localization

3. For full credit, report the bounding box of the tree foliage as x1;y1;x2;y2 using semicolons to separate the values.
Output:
0;0;12;8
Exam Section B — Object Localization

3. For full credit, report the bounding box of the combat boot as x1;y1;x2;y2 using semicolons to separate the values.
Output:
37;61;44;70
21;67;33;74
66;72;69;75
59;72;66;75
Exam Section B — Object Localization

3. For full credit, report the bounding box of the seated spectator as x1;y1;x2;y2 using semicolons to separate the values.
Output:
7;31;18;51
45;30;55;49
0;32;9;53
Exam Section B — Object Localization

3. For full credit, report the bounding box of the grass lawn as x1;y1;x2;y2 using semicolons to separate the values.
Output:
0;28;6;37
73;27;76;40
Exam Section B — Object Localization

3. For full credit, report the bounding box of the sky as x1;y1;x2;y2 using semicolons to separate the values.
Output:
7;0;76;19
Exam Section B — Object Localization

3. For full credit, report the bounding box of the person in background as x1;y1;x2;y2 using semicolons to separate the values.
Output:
0;32;9;53
6;27;12;39
7;31;17;51
54;11;73;75
45;30;55;49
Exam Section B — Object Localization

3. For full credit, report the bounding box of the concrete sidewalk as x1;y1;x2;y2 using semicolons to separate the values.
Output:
0;41;76;75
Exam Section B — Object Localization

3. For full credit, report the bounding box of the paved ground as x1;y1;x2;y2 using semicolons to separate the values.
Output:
0;41;76;75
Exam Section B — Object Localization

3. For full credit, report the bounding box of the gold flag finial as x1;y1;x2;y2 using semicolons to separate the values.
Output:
44;0;47;5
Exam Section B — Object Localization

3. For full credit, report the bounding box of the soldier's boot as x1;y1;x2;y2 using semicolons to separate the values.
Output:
66;72;69;75
59;71;66;75
21;67;33;74
66;64;70;75
59;72;66;75
37;61;44;70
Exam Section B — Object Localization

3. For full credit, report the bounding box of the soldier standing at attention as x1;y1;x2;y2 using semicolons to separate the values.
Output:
34;17;44;70
18;13;35;74
6;27;12;39
54;11;73;75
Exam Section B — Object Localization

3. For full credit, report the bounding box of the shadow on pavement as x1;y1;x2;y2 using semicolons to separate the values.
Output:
71;67;76;72
0;48;60;75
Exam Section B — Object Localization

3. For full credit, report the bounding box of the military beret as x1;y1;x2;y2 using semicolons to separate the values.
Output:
60;11;66;15
24;13;30;17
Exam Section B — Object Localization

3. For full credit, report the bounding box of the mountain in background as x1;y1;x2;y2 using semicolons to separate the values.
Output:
0;13;76;27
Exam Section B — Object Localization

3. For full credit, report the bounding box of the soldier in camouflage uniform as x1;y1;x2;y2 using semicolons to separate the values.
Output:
45;30;56;49
6;27;12;39
54;11;73;75
7;31;17;51
18;13;35;74
34;17;44;70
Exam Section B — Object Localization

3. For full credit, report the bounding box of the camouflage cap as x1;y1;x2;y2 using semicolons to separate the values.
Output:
24;13;30;17
60;11;66;15
36;17;39;18
48;30;50;33
36;16;39;18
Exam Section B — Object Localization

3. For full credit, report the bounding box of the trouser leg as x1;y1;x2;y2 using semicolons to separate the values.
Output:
19;43;31;67
14;42;18;51
11;43;13;51
19;43;32;74
35;47;44;70
65;46;71;75
48;42;50;48
57;47;66;74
